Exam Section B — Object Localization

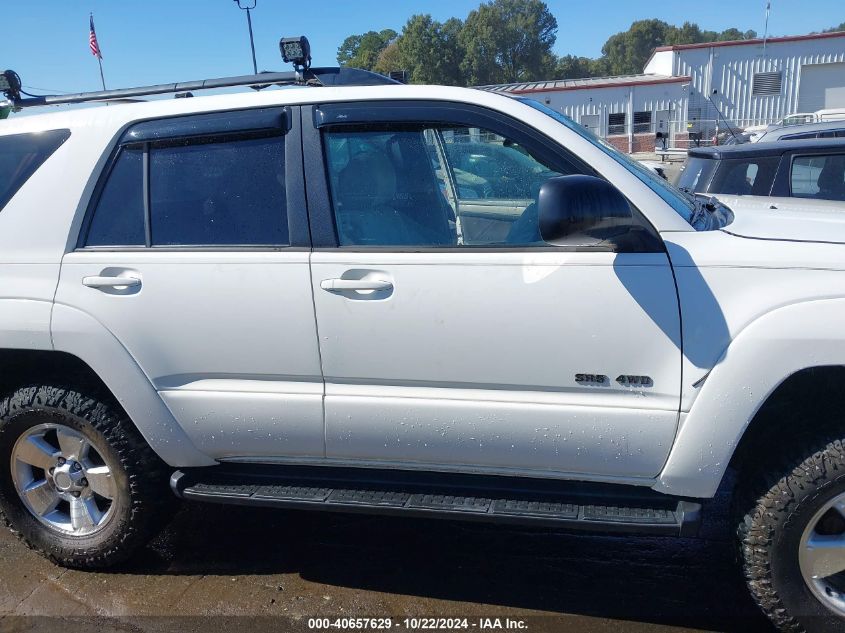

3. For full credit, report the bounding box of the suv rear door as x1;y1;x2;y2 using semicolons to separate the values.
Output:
303;101;683;480
54;107;324;461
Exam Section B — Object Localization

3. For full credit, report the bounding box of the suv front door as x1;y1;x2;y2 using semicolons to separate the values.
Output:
304;101;682;480
55;107;324;461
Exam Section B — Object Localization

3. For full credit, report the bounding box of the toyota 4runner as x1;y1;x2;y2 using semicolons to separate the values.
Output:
2;47;845;632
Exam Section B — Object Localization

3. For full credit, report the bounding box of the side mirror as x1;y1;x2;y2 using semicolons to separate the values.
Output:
538;175;634;246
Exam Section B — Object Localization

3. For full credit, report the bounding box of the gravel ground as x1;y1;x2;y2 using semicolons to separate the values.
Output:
0;480;775;633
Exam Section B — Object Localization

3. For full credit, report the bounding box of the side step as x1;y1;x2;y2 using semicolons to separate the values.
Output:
171;466;701;537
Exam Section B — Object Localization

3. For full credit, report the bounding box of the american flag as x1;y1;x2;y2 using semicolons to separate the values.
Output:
89;15;102;59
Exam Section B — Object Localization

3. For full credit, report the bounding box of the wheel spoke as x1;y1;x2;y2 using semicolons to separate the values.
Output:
14;436;58;471
84;465;115;499
56;429;88;461
804;533;845;579
70;496;102;531
22;480;60;516
832;498;845;521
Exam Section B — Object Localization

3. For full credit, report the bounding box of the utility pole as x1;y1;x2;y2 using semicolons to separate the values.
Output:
233;0;259;74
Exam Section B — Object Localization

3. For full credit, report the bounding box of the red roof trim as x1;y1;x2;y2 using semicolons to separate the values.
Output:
504;75;691;95
651;30;845;54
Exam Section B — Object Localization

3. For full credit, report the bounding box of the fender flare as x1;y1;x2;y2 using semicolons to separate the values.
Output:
655;297;845;497
51;302;215;467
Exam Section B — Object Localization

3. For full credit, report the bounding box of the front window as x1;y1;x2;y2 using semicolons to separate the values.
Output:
322;123;578;247
519;99;697;224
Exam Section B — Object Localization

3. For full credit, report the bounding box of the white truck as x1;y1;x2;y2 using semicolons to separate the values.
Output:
1;47;845;631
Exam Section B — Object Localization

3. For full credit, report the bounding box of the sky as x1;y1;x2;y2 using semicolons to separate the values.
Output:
3;0;843;95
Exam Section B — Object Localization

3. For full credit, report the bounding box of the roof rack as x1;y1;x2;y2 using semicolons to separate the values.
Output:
2;66;398;110
2;36;399;111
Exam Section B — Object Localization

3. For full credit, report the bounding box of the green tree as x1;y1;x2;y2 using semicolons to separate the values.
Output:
601;19;669;75
459;0;557;85
373;41;404;76
396;15;465;85
336;29;398;70
823;22;845;32
555;55;594;79
717;27;757;41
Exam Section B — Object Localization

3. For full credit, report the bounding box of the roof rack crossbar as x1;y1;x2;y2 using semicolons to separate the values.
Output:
9;67;398;109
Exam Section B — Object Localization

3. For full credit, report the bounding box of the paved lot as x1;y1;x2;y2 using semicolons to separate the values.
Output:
0;483;774;633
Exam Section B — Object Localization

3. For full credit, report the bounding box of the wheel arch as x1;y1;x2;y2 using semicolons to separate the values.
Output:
3;303;214;467
656;297;845;498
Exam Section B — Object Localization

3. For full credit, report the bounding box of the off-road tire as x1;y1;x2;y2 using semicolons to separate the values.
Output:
0;385;175;568
738;435;845;632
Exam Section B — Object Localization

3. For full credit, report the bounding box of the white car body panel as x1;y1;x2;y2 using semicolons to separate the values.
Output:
55;250;325;461
312;250;681;478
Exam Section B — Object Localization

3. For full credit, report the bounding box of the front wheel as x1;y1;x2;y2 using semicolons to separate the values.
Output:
0;385;175;568
739;437;845;632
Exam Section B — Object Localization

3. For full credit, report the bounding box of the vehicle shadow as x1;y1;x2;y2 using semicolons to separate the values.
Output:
121;480;774;633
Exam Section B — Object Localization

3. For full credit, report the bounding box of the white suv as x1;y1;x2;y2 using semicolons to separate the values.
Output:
2;60;845;632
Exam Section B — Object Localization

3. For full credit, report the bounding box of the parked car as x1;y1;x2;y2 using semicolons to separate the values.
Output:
4;52;845;632
753;119;845;143
676;138;845;201
745;108;845;140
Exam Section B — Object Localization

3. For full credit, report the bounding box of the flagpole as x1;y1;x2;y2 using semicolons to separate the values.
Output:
90;12;106;90
97;57;106;91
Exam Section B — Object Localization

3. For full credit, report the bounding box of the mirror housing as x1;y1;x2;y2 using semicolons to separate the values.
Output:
538;175;634;246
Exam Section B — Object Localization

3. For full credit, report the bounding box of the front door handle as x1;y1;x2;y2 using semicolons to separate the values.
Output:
320;278;393;292
82;275;142;289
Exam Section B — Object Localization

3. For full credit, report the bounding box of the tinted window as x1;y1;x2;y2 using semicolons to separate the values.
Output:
708;157;779;196
0;129;70;211
676;157;717;193
782;132;818;141
86;147;145;246
150;135;287;246
791;154;845;201
323;125;572;247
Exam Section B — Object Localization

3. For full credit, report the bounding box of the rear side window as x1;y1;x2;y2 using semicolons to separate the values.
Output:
791;154;845;201
85;132;288;247
0;129;70;211
708;157;779;196
150;136;287;246
85;147;145;246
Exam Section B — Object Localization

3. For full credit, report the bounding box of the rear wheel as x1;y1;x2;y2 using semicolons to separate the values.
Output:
739;436;845;632
0;385;175;568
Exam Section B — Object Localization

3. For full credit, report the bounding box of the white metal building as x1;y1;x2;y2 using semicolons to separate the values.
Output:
481;30;845;152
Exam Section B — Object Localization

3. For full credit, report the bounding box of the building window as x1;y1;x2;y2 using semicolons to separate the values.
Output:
633;111;652;134
608;112;626;135
752;71;783;96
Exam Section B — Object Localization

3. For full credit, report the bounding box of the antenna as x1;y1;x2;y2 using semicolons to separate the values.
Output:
233;0;259;75
763;1;771;55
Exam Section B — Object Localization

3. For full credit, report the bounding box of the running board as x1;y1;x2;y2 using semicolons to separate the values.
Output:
170;466;701;536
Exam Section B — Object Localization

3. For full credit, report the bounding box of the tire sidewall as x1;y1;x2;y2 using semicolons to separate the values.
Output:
0;403;132;559
769;469;845;632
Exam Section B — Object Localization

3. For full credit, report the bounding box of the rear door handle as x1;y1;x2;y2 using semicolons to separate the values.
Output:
320;278;393;292
82;275;142;289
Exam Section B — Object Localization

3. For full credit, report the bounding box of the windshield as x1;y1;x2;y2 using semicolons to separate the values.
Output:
518;99;696;224
676;157;717;193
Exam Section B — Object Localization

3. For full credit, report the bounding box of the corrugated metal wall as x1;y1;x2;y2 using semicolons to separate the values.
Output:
531;84;688;138
676;37;845;126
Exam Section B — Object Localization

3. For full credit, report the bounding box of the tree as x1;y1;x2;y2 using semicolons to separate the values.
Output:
396;15;465;85
373;42;404;76
336;29;398;70
459;0;557;85
601;19;669;75
823;22;845;32
555;55;594;79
